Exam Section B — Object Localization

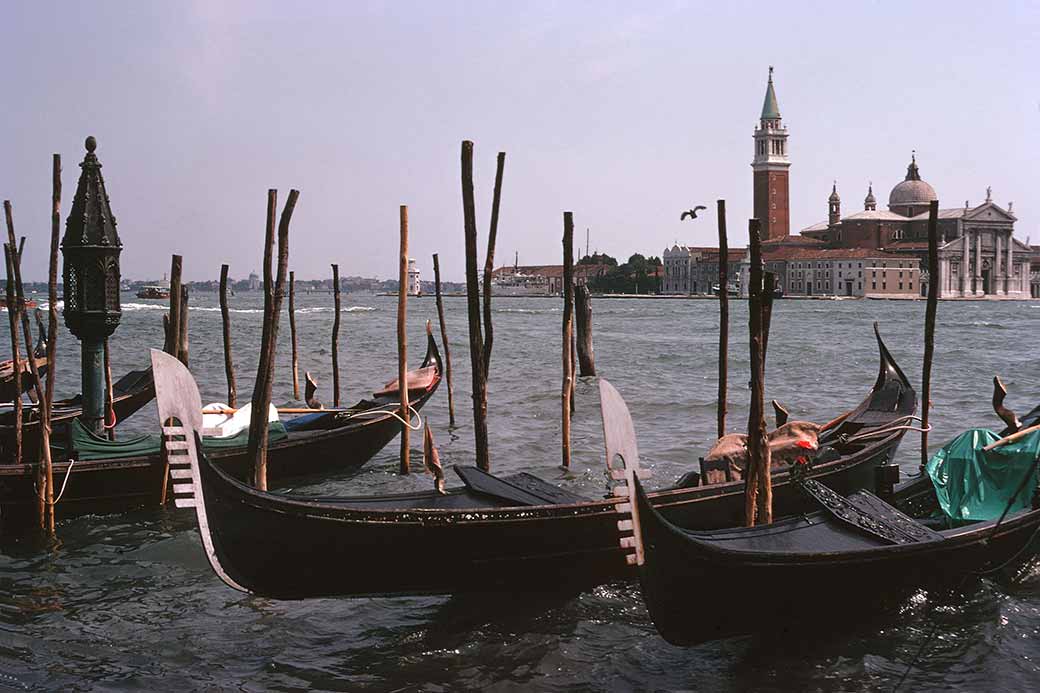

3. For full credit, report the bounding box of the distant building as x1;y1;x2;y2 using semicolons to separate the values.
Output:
491;264;608;295
407;258;421;296
661;246;748;295
247;272;260;291
801;162;1031;298
762;246;919;298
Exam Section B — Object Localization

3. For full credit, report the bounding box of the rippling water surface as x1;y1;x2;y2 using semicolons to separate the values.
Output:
2;292;1039;691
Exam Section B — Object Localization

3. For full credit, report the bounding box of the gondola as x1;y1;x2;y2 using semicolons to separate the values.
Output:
0;313;51;403
153;324;918;599
0;332;442;525
620;398;1040;646
0;365;156;464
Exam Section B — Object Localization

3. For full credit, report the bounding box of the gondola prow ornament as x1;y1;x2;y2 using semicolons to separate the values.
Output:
61;136;123;434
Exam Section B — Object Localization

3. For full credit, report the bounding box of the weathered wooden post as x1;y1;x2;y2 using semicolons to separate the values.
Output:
745;219;772;526
716;200;729;440
219;263;237;407
921;199;940;468
461;140;490;471
481;152;505;378
5;208;53;533
561;212;575;468
331;263;341;407
397;206;410;474
432;253;456;426
761;271;776;363
168;255;183;357
288;270;299;401
178;286;189;366
574;284;596;376
59;137;123;435
42;153;61;531
248;189;298;491
3;246;24;473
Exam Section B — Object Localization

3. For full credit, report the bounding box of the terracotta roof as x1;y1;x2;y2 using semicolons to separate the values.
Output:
842;209;909;221
884;242;930;250
762;247;907;261
764;234;825;245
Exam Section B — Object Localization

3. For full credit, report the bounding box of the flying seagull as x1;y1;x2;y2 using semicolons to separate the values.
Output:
680;206;707;221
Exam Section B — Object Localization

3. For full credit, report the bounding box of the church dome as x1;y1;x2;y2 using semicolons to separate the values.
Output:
888;155;937;209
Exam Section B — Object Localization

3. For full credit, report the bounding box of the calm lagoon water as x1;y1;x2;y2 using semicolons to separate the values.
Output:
1;291;1038;691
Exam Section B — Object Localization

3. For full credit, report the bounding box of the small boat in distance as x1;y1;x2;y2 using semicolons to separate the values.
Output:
136;273;172;299
0;296;38;310
136;285;171;299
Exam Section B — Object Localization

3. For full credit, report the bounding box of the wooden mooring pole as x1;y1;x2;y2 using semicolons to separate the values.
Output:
745;219;772;526
716;200;729;440
3;246;24;503
42;154;60;532
481;152;505;379
921;199;940;469
331;263;341;408
561;211;575;468
397;206;410;475
432;253;456;426
461;140;490;471
575;284;595;376
178;286;189;367
168;255;183;358
5;202;53;533
288;270;299;401
248;189;298;491
219;263;237;407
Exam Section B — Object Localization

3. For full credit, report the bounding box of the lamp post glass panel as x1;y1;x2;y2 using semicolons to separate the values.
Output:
60;136;123;434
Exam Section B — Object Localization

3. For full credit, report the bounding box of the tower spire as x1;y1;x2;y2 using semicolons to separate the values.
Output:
761;66;781;121
752;66;790;241
864;181;877;211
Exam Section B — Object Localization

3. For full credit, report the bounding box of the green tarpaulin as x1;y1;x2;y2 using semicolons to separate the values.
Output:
926;428;1040;522
55;418;288;461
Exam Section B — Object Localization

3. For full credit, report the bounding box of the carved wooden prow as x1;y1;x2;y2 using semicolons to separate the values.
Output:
772;399;789;428
599;378;648;568
150;348;249;594
992;376;1020;434
304;371;322;410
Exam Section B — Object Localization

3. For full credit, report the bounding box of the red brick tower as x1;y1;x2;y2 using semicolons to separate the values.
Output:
752;67;790;241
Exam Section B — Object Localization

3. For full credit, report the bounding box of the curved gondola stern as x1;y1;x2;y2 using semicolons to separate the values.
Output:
420;320;443;375
150;348;251;595
872;321;914;400
599;379;648;568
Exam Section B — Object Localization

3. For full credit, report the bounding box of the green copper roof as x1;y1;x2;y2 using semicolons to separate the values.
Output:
761;68;780;120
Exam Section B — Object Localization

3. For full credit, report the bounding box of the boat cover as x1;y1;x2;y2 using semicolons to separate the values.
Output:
926;428;1040;522
56;418;288;461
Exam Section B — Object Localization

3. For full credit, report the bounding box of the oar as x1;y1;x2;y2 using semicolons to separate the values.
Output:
820;410;852;432
201;406;356;416
982;422;1040;452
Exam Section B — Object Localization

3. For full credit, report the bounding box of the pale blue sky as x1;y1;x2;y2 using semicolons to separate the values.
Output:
2;1;1037;282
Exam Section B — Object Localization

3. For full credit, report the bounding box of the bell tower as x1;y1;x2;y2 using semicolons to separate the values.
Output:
752;66;790;241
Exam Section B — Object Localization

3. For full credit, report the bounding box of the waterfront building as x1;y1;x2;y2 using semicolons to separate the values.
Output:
491;264;608;295
800;160;1030;298
661;246;748;295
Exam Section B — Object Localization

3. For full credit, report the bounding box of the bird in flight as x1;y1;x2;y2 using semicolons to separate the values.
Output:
681;206;707;221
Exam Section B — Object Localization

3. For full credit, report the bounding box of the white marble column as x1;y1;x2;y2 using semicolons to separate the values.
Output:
974;230;983;295
995;233;1004;295
1007;232;1016;294
961;230;970;296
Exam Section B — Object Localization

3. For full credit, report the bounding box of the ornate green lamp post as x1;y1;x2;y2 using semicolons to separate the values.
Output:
61;136;123;434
